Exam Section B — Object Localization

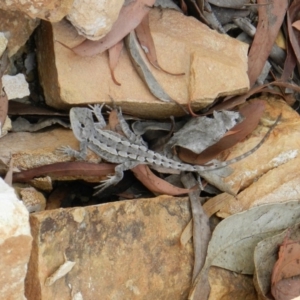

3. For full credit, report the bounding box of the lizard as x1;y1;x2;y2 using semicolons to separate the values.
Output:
58;104;281;194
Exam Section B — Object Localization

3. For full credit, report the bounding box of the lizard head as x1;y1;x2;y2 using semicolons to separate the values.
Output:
70;107;94;142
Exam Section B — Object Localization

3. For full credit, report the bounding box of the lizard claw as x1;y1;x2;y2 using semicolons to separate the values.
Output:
88;104;107;128
55;146;86;160
93;175;119;195
55;146;73;156
88;103;105;115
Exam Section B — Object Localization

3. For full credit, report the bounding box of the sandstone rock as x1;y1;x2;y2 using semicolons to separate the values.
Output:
0;32;8;56
202;97;300;217
25;195;193;299
29;176;53;192
0;128;78;171
0;0;74;22
0;9;39;56
208;267;257;300
0;178;32;300
37;8;249;118
2;74;30;100
20;186;47;212
67;0;125;40
207;155;300;218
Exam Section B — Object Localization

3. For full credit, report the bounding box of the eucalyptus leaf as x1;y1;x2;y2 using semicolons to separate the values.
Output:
208;0;250;8
154;0;181;11
132;120;174;135
125;30;184;108
189;200;300;300
165;110;242;154
254;222;300;298
12;117;70;132
132;119;185;134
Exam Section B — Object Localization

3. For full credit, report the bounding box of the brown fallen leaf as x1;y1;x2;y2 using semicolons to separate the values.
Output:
108;40;123;86
180;0;188;14
0;49;9;129
45;253;76;286
4;156;13;186
72;0;155;56
203;81;300;114
132;164;193;195
135;14;185;76
181;173;211;282
292;20;300;31
178;100;265;165
8;100;68;117
271;229;300;300
13;161;116;183
287;1;300;64
248;0;288;87
281;38;297;81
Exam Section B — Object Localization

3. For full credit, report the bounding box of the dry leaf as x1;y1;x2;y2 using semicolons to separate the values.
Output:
165;110;242;155
72;0;155;56
135;14;184;75
155;0;181;10
0;49;9;131
181;173;211;282
132;164;192;195
271;227;300;300
208;0;250;8
211;5;249;25
204;80;300;113
125;30;184;107
189;200;300;300
8;100;68;117
12;117;70;132
254;223;300;299
179;101;265;165
247;0;288;86
292;20;300;31
108;40;123;86
287;1;300;63
45;254;76;286
13;162;116;183
4;157;13;186
180;220;193;246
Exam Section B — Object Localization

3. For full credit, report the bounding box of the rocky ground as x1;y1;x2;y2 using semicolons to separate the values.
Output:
0;1;300;300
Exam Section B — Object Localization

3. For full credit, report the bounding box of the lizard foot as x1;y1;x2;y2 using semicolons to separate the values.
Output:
88;104;107;128
55;146;75;156
93;175;120;195
55;146;85;160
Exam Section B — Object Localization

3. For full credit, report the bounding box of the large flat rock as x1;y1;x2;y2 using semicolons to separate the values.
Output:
0;0;74;22
202;97;300;217
37;8;249;118
0;178;32;300
25;196;193;299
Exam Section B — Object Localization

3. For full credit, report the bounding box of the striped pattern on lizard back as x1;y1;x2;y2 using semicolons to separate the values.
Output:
59;105;281;193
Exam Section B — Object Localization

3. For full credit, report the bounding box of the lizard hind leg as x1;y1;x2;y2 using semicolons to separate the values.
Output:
116;106;148;146
93;161;141;195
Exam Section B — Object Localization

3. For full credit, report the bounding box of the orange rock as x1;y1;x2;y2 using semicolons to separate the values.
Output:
203;97;300;217
0;0;74;22
0;9;39;55
36;8;249;118
25;196;193;299
0;178;32;300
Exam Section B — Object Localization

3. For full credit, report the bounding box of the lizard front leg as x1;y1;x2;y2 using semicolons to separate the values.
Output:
57;141;88;160
94;160;141;195
88;104;107;130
